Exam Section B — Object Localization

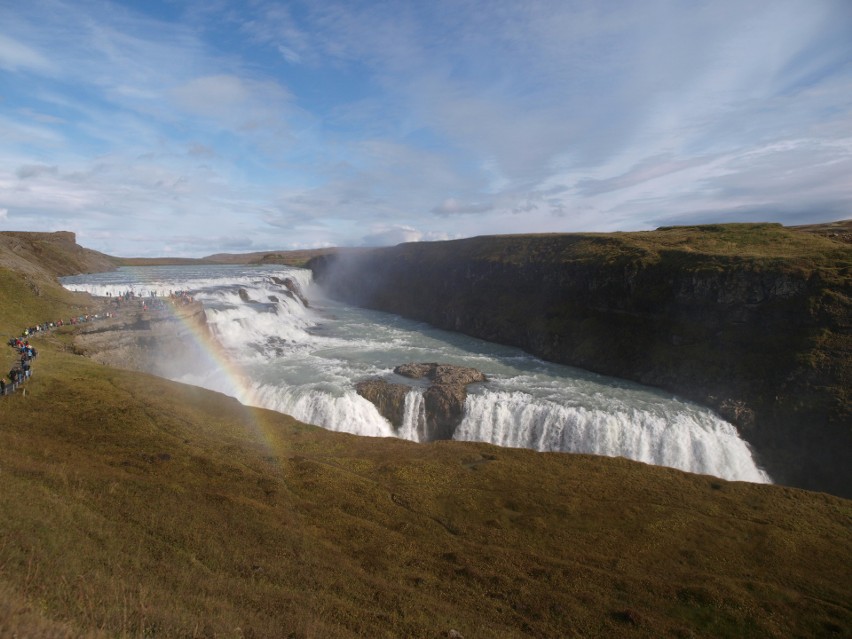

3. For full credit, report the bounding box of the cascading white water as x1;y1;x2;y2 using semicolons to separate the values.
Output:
61;264;771;483
456;391;768;483
397;390;427;443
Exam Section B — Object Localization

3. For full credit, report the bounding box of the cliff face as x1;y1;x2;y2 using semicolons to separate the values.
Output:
310;223;851;497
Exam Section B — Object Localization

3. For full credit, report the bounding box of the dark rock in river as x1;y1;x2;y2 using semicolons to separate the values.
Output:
272;276;310;307
395;362;487;386
394;363;488;441
355;379;410;428
356;363;487;440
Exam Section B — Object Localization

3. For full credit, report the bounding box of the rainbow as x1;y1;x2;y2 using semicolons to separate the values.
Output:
146;297;296;460
65;267;297;460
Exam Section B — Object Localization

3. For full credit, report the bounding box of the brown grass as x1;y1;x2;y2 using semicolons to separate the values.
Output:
1;228;851;638
1;344;850;638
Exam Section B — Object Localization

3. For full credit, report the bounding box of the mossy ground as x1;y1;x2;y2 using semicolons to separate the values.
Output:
468;222;852;267
2;348;850;638
1;228;851;637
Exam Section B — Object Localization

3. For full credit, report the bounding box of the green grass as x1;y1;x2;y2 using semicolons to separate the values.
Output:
0;269;100;337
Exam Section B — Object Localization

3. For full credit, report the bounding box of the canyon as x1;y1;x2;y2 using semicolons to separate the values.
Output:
309;223;851;497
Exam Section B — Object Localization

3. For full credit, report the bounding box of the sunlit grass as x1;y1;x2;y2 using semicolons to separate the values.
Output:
1;226;850;637
1;346;850;637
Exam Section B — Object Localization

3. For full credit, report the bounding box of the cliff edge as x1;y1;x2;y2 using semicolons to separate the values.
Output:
310;222;852;497
0;230;118;278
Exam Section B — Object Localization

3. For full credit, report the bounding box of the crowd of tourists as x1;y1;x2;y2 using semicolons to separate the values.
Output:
3;336;36;395
99;289;195;312
3;291;199;398
2;312;112;397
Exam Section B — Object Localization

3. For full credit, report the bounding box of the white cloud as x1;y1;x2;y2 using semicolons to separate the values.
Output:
16;164;59;179
360;224;448;247
171;75;253;118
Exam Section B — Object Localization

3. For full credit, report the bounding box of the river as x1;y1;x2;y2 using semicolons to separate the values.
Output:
61;264;770;483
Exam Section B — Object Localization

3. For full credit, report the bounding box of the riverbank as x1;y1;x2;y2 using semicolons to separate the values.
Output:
69;296;210;377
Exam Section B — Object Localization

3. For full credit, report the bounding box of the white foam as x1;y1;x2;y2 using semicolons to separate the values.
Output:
397;390;427;442
249;384;396;438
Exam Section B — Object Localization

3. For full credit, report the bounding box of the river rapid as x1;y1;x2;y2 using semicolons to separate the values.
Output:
61;264;770;483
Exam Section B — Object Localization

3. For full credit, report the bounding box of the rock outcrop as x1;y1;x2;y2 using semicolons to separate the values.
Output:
311;223;852;497
354;378;411;428
271;276;310;307
72;302;212;378
356;363;487;440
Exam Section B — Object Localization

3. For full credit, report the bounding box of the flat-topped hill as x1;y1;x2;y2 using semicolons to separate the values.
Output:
1;228;850;637
309;222;852;497
0;231;118;278
116;247;340;268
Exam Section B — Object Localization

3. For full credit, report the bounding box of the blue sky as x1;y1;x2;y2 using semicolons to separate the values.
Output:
1;0;850;257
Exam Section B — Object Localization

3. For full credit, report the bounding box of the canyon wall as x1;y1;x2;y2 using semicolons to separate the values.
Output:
310;224;851;496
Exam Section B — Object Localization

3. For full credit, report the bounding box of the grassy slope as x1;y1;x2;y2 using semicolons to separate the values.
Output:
428;222;851;272
2;352;850;638
1;231;851;638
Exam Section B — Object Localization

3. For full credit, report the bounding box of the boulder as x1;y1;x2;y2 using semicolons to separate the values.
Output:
356;363;487;440
395;363;487;386
272;276;310;307
354;379;410;428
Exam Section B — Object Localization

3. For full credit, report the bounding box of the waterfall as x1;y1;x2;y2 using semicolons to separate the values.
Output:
397;390;427;442
61;264;771;484
455;391;770;483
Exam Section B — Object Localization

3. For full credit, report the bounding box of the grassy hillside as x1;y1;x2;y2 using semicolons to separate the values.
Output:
2;349;850;638
0;231;118;278
1;231;850;637
0;231;118;333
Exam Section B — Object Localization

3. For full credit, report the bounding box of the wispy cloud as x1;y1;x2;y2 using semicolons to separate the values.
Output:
0;34;55;73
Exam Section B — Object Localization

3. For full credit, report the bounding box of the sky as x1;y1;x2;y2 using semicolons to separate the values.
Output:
1;0;851;257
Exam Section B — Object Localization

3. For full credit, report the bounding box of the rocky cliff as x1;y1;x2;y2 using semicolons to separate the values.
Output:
310;223;852;497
